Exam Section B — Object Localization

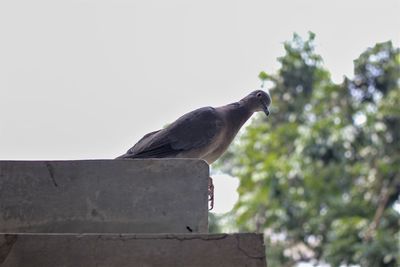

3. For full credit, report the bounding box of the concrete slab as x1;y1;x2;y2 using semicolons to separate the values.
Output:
0;159;208;233
0;233;266;267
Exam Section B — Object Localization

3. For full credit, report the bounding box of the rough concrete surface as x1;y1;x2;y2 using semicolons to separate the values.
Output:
0;233;266;267
0;159;208;233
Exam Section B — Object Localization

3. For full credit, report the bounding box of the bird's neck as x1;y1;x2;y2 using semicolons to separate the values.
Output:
224;101;254;131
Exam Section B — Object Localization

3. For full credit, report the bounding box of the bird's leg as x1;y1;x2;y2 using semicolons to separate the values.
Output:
208;176;214;210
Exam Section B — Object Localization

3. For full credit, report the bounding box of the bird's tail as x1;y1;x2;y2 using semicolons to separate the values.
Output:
115;153;138;159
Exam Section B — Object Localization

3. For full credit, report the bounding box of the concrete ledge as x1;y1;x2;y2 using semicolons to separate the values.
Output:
0;233;266;267
0;159;208;233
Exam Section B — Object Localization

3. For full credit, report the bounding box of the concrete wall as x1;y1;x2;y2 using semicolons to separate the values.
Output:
0;233;266;267
0;159;208;233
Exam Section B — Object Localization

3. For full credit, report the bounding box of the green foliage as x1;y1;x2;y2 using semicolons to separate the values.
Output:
208;212;223;233
216;33;400;266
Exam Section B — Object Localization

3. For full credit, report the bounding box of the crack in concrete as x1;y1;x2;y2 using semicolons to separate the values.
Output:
235;235;266;261
0;234;18;264
162;234;229;242
45;162;58;187
94;234;229;242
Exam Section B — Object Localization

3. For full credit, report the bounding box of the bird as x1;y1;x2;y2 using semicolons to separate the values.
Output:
117;90;271;210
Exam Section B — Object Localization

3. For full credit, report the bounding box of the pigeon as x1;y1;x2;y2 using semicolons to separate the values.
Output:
117;90;271;209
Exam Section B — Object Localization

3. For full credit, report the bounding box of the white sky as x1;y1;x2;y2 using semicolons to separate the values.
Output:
0;0;399;212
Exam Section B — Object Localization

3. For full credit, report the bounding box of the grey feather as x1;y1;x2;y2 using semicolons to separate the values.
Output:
117;90;271;164
118;107;223;159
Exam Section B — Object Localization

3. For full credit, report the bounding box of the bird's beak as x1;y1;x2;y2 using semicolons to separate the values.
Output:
262;103;270;116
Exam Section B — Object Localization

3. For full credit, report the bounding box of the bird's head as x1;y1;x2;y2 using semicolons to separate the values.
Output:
241;90;271;116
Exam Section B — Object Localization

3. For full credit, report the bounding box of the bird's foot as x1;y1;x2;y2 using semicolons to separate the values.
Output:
208;176;214;210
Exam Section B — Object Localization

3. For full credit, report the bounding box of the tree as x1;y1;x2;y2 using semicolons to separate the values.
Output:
216;33;400;266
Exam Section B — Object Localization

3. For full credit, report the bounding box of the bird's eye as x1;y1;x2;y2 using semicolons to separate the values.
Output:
256;92;262;98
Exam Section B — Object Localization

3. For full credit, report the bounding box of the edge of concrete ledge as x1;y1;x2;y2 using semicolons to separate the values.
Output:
0;233;266;267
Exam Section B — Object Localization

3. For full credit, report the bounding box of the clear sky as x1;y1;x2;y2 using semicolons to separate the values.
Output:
1;0;399;213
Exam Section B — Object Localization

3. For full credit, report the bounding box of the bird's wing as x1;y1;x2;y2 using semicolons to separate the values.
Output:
119;107;223;159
